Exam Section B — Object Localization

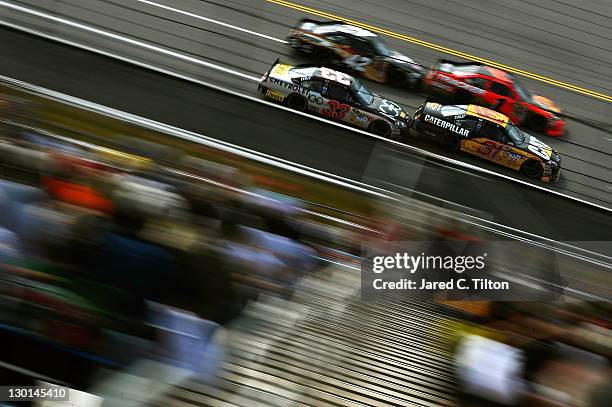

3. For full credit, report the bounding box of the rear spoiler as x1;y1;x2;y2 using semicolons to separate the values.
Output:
262;58;280;82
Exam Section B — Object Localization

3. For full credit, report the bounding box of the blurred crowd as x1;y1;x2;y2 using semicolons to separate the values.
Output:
452;301;611;407
0;97;610;407
0;118;381;403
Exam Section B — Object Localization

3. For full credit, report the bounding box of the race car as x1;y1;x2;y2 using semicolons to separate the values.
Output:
287;19;424;89
410;102;561;182
258;59;412;139
424;60;565;137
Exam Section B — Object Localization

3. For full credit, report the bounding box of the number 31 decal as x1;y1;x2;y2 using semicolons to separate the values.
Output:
322;100;350;120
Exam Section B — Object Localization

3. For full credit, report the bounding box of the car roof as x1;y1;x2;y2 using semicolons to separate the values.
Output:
310;23;377;38
291;65;357;85
466;104;510;126
451;65;513;84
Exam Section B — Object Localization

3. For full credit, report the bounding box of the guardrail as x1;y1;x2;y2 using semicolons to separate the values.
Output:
0;74;610;301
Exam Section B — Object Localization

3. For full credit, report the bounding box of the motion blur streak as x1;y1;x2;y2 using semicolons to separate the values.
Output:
0;0;260;82
267;0;612;102
134;0;288;44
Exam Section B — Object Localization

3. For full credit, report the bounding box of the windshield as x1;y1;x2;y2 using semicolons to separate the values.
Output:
512;77;532;102
371;37;390;55
351;79;375;105
507;123;525;143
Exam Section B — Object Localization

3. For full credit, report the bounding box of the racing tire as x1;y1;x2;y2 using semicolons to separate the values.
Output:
388;68;408;88
288;37;301;49
526;114;546;133
521;159;544;179
440;132;461;152
286;94;308;112
369;120;392;138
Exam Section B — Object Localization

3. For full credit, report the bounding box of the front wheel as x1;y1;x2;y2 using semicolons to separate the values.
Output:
521;159;544;179
286;94;307;112
369;120;391;138
288;37;301;49
388;68;408;88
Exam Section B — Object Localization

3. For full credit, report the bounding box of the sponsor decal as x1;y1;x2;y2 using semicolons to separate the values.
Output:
265;89;285;102
269;77;310;96
504;151;523;163
319;67;352;85
424;114;470;136
436;74;485;95
308;94;324;105
272;64;292;76
344;55;371;72
467;105;509;127
379;99;402;117
349;110;372;127
425;102;442;112
527;145;550;160
526;136;552;160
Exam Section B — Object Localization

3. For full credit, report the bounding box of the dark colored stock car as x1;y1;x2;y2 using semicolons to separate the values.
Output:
288;19;424;89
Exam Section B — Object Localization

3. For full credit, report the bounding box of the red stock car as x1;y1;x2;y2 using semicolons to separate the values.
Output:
424;60;565;137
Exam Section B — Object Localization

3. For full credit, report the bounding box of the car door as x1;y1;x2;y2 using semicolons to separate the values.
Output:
486;81;516;118
454;117;482;154
299;78;326;113
320;80;353;124
343;36;388;82
469;120;513;167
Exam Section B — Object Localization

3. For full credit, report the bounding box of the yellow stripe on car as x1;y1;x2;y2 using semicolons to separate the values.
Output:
267;0;612;103
467;104;509;127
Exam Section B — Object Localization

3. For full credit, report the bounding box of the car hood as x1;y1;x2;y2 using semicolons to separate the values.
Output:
519;132;555;160
531;94;561;113
368;96;410;120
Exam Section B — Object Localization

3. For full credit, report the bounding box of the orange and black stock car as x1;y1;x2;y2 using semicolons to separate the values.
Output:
410;102;561;183
424;60;565;137
287;19;424;89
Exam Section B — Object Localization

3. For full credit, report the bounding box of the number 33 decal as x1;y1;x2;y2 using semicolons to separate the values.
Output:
322;100;350;120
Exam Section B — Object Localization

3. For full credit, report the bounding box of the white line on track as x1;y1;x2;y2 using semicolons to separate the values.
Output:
0;0;260;82
134;0;288;44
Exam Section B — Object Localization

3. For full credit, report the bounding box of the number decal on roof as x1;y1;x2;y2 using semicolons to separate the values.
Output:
344;55;371;72
319;67;352;85
467;105;509;127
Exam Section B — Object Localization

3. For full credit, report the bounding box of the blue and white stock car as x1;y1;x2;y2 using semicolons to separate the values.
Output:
258;59;411;139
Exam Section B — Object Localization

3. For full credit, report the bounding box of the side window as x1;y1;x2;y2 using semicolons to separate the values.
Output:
481;121;506;142
490;82;513;97
455;118;479;134
349;37;375;55
326;83;351;103
329;34;350;46
301;79;323;93
465;77;485;89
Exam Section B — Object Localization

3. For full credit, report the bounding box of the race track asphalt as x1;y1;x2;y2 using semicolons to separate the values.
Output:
1;26;611;243
3;0;610;205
